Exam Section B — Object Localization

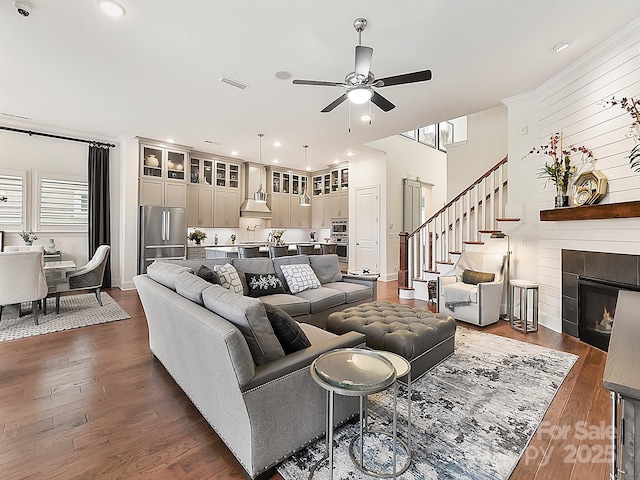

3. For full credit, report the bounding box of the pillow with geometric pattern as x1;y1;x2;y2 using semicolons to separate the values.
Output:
213;263;244;294
461;269;495;285
279;263;321;294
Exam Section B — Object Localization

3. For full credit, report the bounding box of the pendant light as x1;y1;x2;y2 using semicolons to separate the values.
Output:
254;133;267;203
300;145;311;207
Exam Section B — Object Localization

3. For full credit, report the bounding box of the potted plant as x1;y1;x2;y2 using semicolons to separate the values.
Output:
20;230;38;246
188;229;207;245
525;132;594;207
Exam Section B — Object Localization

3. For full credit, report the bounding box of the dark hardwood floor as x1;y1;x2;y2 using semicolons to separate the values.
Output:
0;283;610;479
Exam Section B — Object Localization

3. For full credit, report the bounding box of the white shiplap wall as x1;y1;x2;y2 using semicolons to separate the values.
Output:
532;18;640;331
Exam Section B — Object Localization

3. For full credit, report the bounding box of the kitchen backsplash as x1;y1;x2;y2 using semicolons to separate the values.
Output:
187;217;330;245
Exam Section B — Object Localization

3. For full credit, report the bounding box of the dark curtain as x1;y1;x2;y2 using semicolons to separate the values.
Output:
88;144;111;287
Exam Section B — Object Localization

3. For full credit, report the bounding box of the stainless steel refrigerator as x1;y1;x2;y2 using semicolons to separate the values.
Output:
138;206;187;274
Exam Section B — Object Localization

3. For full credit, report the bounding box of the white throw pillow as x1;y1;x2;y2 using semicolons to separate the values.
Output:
279;263;321;294
213;263;244;294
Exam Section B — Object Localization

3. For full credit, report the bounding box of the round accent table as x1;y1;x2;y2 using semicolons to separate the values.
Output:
310;348;410;479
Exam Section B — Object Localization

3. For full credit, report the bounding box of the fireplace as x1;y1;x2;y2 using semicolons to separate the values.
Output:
577;277;636;351
562;250;640;350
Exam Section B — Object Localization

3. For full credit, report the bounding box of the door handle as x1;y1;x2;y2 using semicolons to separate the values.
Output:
161;211;166;241
167;210;171;239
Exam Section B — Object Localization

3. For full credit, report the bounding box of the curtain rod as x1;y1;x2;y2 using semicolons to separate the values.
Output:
0;125;116;148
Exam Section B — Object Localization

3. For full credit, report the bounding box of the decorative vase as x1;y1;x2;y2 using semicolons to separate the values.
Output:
555;195;570;208
144;154;159;167
46;238;56;254
194;239;201;245
24;240;33;246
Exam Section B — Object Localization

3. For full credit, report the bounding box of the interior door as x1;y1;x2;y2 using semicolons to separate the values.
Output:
355;186;379;272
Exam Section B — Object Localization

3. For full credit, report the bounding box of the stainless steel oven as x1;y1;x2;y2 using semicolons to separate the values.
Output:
331;219;348;265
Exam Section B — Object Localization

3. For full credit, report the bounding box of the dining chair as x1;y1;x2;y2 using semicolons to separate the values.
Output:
237;246;261;258
0;250;48;325
321;244;337;255
297;245;319;255
269;245;291;258
53;245;110;312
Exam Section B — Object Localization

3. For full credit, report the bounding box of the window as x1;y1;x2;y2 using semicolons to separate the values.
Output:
0;169;27;229
37;174;88;229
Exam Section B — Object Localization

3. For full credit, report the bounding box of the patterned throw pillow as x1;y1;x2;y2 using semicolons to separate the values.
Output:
461;269;495;285
279;263;321;294
245;273;285;298
213;263;244;294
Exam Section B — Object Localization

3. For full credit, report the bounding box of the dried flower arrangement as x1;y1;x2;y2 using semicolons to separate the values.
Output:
600;96;640;172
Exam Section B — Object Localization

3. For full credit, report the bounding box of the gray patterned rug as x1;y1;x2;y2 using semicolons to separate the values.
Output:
0;292;130;342
277;327;578;480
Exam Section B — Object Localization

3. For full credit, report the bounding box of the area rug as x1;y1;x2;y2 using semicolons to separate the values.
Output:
277;327;578;480
0;292;130;342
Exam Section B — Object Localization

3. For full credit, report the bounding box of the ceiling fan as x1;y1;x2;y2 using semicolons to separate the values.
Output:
293;18;432;113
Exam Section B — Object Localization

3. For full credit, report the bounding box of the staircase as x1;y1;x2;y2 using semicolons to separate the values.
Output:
399;156;518;300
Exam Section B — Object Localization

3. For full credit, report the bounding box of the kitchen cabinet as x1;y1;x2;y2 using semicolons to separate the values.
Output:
139;143;188;207
189;157;214;186
311;195;331;229
267;167;310;228
215;162;240;189
187;185;214;227
187;246;206;260
268;194;291;228
312;172;331;196
214;188;240;228
330;191;349;219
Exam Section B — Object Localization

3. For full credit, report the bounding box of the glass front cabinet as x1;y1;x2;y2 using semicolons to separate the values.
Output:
139;143;188;207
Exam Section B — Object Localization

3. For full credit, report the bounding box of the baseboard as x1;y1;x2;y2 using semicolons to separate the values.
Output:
379;272;398;282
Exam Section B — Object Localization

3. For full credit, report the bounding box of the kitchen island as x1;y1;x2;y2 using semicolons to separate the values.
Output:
205;243;323;259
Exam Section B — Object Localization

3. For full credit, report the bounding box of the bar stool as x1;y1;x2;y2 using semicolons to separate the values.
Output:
269;245;291;258
297;244;318;255
321;244;337;255
237;246;260;258
509;279;539;333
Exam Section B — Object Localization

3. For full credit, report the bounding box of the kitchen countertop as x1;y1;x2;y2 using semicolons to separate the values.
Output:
204;243;324;251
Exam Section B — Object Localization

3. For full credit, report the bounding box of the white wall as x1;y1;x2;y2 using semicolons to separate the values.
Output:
446;105;508;201
0;127;122;285
504;17;640;332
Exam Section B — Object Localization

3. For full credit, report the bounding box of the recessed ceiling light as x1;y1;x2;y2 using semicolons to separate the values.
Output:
360;114;372;122
275;71;292;80
552;41;571;53
166;138;175;143
346;151;354;157
97;0;125;17
272;159;279;164
231;150;238;156
273;141;281;147
306;166;311;171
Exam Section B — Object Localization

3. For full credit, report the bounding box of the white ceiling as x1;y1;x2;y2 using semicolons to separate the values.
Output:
2;1;640;171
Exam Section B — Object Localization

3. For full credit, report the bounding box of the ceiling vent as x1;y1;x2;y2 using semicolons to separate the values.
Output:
219;76;249;90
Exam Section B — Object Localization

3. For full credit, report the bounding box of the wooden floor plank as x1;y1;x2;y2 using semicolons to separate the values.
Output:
0;283;611;479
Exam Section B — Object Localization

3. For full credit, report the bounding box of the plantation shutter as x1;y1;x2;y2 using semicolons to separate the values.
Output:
40;177;88;226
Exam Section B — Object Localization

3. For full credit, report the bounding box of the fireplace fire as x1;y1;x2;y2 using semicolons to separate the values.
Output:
577;276;639;351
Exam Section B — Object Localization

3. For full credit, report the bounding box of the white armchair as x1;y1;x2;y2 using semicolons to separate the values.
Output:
0;250;48;325
438;251;506;326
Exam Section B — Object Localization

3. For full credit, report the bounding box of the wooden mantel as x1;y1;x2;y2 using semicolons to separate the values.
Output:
540;200;640;221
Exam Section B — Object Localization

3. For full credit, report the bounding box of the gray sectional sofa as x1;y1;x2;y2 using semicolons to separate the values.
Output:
165;254;377;328
133;254;373;478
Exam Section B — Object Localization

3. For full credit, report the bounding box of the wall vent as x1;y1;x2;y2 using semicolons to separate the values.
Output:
219;76;249;89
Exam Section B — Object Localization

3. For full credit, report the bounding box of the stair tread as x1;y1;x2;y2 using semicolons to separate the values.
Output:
437;261;454;265
449;251;462;255
463;241;485;245
398;287;414;291
422;270;440;274
495;217;521;222
479;230;501;234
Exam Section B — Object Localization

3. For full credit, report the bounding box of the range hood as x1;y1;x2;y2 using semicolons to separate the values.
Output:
240;162;272;218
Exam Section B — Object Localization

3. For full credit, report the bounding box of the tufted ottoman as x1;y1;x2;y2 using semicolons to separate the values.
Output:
326;301;456;380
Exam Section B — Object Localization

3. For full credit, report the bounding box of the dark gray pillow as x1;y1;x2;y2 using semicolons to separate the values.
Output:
197;265;221;285
264;303;311;354
462;269;495;285
309;254;343;284
245;273;285;297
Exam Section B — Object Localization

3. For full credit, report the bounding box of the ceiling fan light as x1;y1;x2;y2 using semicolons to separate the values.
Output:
348;86;372;104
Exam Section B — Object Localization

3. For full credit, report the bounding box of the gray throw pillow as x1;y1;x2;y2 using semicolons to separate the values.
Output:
462;269;495;285
146;262;192;290
309;254;343;284
174;271;210;305
202;285;284;365
264;303;311;354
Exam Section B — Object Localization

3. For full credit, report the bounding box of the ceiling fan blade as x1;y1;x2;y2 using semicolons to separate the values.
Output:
377;69;432;87
321;94;348;113
354;45;373;79
292;79;346;87
371;91;395;112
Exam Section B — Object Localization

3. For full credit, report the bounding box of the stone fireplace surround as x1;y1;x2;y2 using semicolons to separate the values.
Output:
562;249;640;339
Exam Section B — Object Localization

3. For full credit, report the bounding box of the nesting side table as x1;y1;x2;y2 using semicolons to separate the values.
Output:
509;279;539;333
